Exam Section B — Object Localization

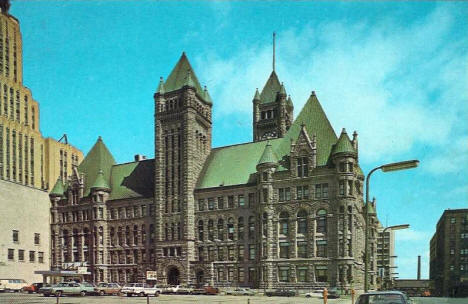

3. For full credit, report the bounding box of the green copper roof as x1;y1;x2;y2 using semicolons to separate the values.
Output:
50;178;64;196
276;92;338;166
197;92;338;189
332;129;356;155
109;159;154;200
164;52;211;104
286;95;293;108
259;71;282;104
253;88;261;101
258;142;278;166
203;87;213;104
367;203;376;215
78;137;116;196
91;169;110;190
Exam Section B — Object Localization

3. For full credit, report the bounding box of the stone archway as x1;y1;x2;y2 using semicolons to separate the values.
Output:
196;270;204;288
167;266;180;285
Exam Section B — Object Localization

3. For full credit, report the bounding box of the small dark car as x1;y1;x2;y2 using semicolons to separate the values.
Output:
265;288;296;297
355;291;411;304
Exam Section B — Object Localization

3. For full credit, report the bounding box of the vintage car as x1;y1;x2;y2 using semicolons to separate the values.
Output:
265;288;296;297
355;291;412;304
38;284;55;296
49;282;96;297
120;283;161;297
191;286;219;295
94;282;121;296
22;283;44;293
225;288;256;296
0;279;28;292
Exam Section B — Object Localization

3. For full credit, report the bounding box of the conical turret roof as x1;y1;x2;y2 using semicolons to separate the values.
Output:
257;141;278;166
164;52;204;95
253;88;261;101
78;136;116;196
50;178;65;197
91;169;111;191
156;77;165;94
332;128;356;156
259;71;282;104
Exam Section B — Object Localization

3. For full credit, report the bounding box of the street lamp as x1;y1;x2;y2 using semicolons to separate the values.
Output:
364;160;419;292
379;224;410;290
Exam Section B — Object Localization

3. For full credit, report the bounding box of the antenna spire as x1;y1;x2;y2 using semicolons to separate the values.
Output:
273;32;276;72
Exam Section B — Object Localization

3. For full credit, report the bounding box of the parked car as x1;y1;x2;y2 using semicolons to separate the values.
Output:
50;282;96;297
225;288;256;296
305;288;325;298
355;291;411;304
38;284;55;296
0;279;28;292
94;282;121;296
176;285;193;294
22;283;44;293
120;283;161;297
327;287;341;299
192;286;219;295
265;288;296;297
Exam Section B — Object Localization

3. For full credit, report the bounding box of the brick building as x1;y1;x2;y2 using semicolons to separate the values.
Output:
430;208;468;297
50;52;379;289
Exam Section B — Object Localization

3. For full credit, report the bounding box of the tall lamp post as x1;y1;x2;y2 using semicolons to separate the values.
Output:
364;160;419;292
380;224;410;290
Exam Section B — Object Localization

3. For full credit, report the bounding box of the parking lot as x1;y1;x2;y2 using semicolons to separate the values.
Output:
1;293;468;304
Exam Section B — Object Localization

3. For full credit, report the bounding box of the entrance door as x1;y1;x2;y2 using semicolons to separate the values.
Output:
167;267;180;285
196;270;204;287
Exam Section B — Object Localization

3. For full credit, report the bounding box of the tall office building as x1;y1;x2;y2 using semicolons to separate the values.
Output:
0;2;82;191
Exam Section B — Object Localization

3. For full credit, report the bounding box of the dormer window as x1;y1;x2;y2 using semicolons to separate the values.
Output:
297;157;309;177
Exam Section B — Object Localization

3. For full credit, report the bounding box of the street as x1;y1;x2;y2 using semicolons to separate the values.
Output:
0;293;467;304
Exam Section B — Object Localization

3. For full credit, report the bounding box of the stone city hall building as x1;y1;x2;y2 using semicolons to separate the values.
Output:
50;53;379;289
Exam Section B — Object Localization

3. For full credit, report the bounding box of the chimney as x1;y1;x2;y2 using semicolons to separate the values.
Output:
417;255;421;280
134;154;147;162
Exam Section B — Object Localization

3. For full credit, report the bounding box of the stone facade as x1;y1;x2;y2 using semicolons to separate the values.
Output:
49;52;379;289
430;208;468;297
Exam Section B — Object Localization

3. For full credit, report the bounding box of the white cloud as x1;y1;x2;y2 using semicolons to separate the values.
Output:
425;137;468;174
196;5;468;164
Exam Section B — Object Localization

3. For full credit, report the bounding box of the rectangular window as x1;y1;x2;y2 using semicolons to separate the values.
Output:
217;267;225;282
198;199;205;211
285;187;291;201
297;157;309;177
315;184;321;198
249;244;256;260
297;186;303;200
29;251;35;262
238;267;245;283
316;266;328;282
279;242;290;259
297;267;308;282
208;198;215;210
18;249;24;261
262;189;268;202
348;180;353;195
322;183;328;198
217;196;224;209
279;267;289;282
228;267;234;281
238;194;245;207
228;196;234;208
228;245;235;261
141;205;147;216
34;233;40;245
248;193;255;208
12;230;19;242
296;185;309;200
238;245;244;261
8;249;14;260
279;188;285;201
339;181;345;196
38;252;44;263
339;162;345;172
316;240;327;257
297;241;308;258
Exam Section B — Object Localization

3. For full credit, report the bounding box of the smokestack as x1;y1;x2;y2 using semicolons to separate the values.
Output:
417;255;421;280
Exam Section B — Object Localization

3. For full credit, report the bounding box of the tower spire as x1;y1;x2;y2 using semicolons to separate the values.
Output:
273;32;276;72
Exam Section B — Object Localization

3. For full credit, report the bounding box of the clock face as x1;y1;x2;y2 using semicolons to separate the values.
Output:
262;131;277;140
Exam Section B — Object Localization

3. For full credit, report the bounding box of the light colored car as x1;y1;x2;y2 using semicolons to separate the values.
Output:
305;288;324;298
355;291;411;304
0;279;28;292
120;283;161;297
94;282;121;296
226;288;256;296
50;282;96;297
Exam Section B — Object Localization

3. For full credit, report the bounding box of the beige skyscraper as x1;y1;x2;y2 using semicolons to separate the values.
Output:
0;4;82;190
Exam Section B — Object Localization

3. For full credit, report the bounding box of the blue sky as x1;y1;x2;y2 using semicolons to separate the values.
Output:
12;1;468;279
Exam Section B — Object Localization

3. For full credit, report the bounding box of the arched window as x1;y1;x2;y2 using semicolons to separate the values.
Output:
262;213;268;237
198;220;204;241
317;209;327;233
133;225;138;245
279;212;289;235
248;216;255;239
217;218;224;241
227;218;234;240
238;217;244;240
208;219;214;241
297;210;308;234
